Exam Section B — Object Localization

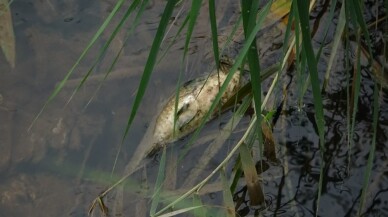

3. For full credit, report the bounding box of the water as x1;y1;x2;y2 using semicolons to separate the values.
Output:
1;1;387;217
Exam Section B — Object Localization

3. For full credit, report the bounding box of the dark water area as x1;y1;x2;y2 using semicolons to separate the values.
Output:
241;1;388;216
0;0;387;217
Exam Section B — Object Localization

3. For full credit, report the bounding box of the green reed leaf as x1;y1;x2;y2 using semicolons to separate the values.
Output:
209;0;220;69
241;0;265;159
122;0;178;141
150;147;167;215
296;1;325;215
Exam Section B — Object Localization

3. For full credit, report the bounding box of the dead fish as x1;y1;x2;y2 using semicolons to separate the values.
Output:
108;58;246;214
148;58;245;154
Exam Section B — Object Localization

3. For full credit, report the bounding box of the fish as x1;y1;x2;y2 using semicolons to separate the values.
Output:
92;57;281;215
149;58;245;155
130;57;248;174
105;58;247;214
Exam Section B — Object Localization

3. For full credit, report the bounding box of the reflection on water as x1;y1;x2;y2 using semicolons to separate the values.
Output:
1;0;388;217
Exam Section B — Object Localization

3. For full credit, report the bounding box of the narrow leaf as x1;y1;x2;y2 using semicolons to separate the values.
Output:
0;0;15;68
296;1;325;215
150;147;167;215
220;168;235;217
29;0;126;130
122;0;178;141
357;83;379;215
239;142;265;205
209;0;220;69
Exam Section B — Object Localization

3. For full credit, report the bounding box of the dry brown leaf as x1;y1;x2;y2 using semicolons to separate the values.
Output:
0;0;16;68
262;121;278;162
267;0;292;23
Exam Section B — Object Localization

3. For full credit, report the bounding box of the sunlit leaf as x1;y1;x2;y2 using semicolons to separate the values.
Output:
0;0;15;68
269;0;292;21
156;206;202;217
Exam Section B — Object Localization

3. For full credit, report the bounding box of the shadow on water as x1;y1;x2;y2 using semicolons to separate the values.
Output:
1;0;388;217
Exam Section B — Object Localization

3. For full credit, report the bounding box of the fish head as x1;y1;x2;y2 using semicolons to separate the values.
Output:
153;93;199;145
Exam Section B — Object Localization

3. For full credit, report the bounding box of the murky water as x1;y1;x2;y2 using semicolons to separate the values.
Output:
0;0;165;216
0;0;387;217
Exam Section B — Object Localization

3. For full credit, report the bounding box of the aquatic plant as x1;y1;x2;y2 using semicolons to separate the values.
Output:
33;0;385;216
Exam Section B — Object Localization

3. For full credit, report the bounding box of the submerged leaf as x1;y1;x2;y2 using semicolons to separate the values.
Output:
220;169;235;217
239;142;265;206
0;0;16;68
